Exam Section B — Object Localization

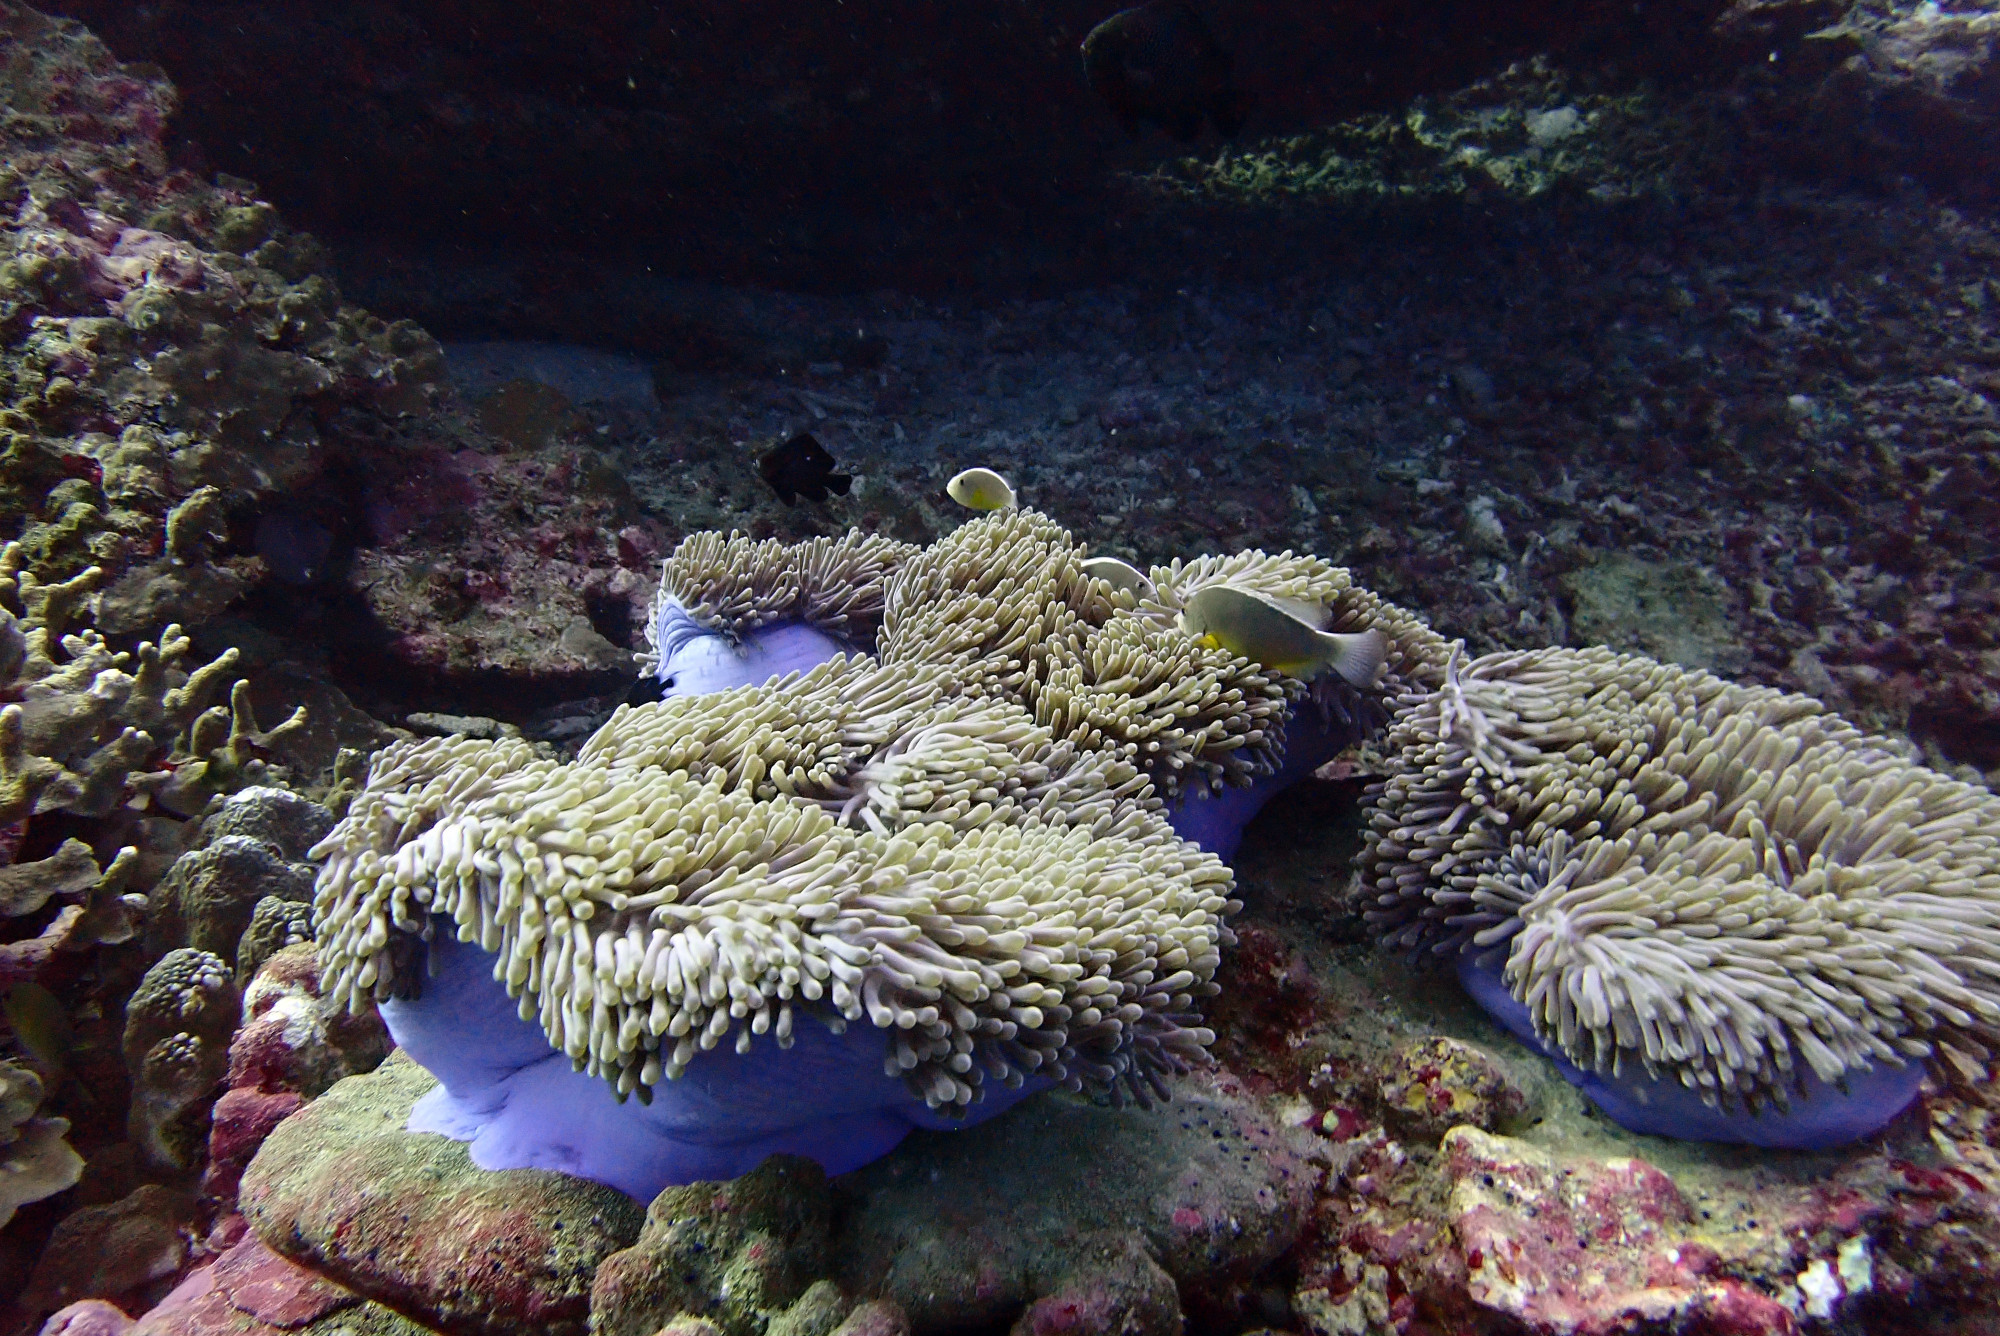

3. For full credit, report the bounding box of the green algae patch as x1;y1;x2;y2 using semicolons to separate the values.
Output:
1561;549;1749;675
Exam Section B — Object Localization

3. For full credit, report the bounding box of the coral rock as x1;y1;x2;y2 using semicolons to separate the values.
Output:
222;942;388;1099
836;1077;1320;1336
239;1052;645;1336
122;948;239;1171
1007;1232;1181;1336
590;1157;833;1336
1378;1036;1529;1142
825;1302;909;1336
36;1300;136;1336
18;1184;195;1326
1441;1126;1723;1335
146;835;317;966
116;1233;435;1336
133;1235;357;1335
200;1086;302;1205
764;1282;851;1336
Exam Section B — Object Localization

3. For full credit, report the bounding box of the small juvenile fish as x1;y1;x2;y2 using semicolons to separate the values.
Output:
3;982;72;1076
1181;584;1387;687
1081;555;1157;601
759;432;852;506
946;467;1017;512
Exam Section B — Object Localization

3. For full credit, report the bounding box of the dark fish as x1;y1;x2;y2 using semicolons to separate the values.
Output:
758;432;852;506
3;982;72;1076
1081;1;1245;143
254;507;335;584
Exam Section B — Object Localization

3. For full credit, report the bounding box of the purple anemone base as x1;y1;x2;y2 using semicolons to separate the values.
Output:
1455;949;1927;1149
382;929;1045;1202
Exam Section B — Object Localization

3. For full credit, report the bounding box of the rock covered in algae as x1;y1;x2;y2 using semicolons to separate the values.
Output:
239;1052;645;1336
590;1156;835;1336
231;1034;1325;1336
145;786;328;967
835;1073;1321;1335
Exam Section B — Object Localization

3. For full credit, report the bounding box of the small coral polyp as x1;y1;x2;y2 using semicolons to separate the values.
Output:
313;509;1418;1198
1364;644;2000;1148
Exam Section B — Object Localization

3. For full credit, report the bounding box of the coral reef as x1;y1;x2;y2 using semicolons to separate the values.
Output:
202;940;388;1214
120;948;238;1172
7;0;2000;1330
0;1;438;612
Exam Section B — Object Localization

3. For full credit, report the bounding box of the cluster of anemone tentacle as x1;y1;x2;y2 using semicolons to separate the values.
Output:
320;511;1423;1113
1363;644;2000;1114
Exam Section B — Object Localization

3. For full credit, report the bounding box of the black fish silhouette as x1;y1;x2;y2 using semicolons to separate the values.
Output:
759;432;853;506
1082;1;1245;143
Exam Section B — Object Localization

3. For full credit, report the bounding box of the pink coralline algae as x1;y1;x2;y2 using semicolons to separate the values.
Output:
1445;1128;1746;1336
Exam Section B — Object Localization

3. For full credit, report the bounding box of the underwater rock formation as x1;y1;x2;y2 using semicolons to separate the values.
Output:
122;947;239;1172
0;3;440;622
590;1155;835;1336
1363;643;2000;1148
835;1072;1317;1336
202;941;389;1214
239;1051;644;1336
313;511;1420;1197
144;786;329;967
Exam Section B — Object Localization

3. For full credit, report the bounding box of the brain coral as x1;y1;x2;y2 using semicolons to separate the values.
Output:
1362;644;2000;1146
319;508;1421;1194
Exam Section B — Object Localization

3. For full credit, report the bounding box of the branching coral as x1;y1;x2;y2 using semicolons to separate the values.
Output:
0;842;142;987
0;541;306;825
1362;644;2000;1125
0;1060;82;1228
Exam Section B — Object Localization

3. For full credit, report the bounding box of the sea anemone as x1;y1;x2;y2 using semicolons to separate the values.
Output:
314;508;1417;1195
1362;644;2000;1147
